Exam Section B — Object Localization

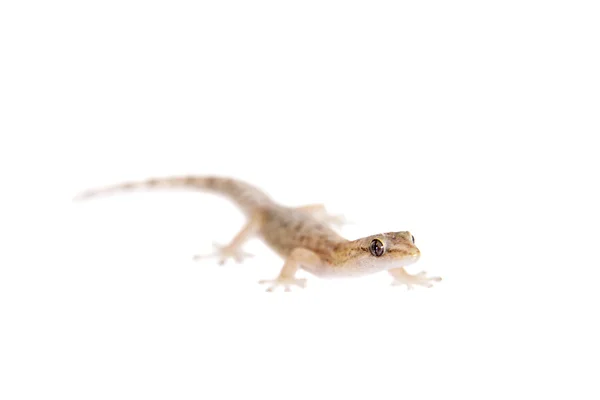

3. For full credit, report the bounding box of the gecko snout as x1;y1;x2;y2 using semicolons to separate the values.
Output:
409;247;421;260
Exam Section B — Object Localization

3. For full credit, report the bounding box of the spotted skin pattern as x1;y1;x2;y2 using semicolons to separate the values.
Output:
76;176;441;291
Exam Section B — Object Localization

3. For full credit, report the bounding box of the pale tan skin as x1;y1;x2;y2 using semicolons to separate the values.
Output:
76;176;441;291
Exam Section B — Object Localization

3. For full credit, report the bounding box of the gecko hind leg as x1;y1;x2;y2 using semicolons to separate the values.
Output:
194;242;255;265
193;212;263;265
258;248;321;292
388;267;442;290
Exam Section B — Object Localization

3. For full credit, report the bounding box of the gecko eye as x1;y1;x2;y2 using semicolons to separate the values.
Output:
411;235;415;244
369;239;385;257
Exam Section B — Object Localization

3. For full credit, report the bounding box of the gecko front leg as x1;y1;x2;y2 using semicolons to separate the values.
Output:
258;248;322;292
388;267;441;290
194;212;263;265
296;204;349;228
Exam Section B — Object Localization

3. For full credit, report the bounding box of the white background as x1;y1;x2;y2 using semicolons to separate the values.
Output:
1;1;599;399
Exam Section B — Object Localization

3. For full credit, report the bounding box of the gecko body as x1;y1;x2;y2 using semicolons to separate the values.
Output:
77;176;441;291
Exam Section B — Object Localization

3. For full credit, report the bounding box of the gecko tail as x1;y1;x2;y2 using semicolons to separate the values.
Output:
73;179;173;201
73;175;274;215
73;177;206;201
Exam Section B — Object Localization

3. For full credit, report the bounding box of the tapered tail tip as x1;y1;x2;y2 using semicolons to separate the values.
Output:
72;190;97;202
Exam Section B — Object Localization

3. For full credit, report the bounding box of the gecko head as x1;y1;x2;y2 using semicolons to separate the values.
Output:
335;231;421;275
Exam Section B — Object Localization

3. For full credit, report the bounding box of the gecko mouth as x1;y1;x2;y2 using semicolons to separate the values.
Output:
394;253;421;268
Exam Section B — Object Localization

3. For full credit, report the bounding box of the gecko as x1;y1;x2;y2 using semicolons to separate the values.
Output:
76;176;441;291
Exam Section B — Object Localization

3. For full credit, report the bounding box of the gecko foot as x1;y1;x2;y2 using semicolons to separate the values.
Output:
389;269;441;290
193;242;254;265
258;277;307;292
